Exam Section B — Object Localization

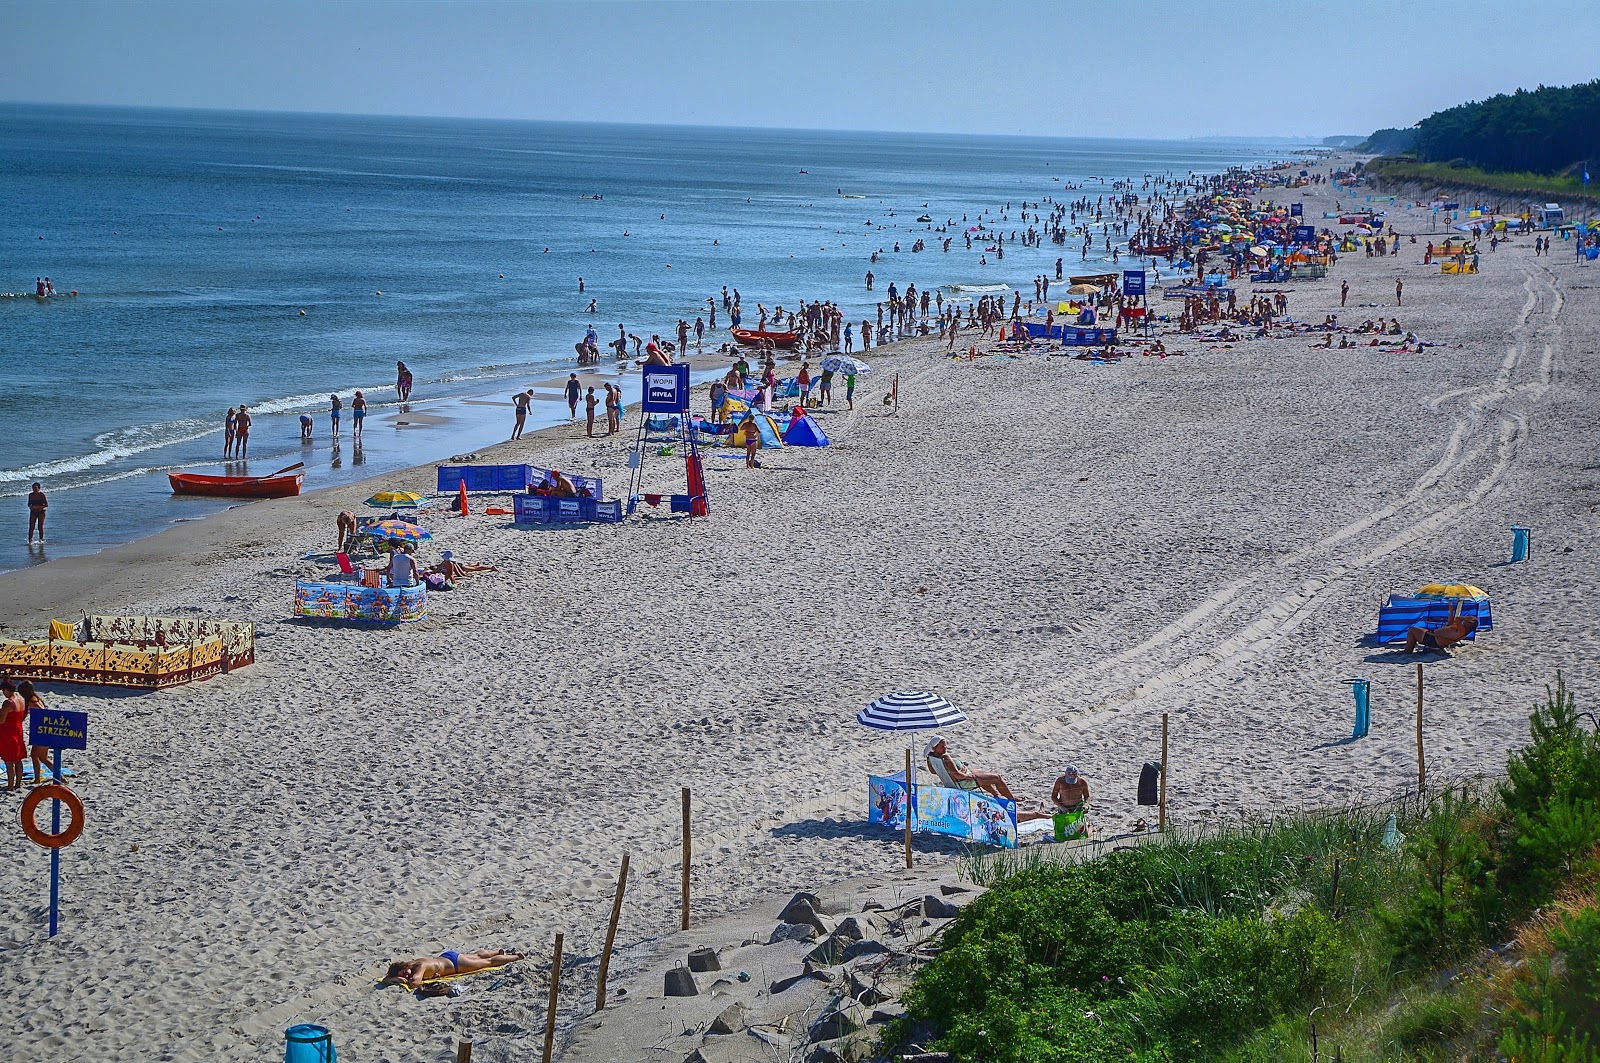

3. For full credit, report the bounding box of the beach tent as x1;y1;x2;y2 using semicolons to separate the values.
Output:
1375;595;1493;644
730;413;785;449
782;407;830;447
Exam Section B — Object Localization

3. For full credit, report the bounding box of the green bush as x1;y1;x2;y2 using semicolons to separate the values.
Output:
1380;788;1496;969
1500;676;1600;913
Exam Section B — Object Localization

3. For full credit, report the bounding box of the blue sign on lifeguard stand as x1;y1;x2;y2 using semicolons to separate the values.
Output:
1509;526;1531;564
1347;678;1371;739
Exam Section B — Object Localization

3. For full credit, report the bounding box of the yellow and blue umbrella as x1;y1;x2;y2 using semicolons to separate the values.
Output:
369;519;431;544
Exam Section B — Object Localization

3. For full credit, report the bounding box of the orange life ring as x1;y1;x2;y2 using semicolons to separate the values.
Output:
21;783;85;849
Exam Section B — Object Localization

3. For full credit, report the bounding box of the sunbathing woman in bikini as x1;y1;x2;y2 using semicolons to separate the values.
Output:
382;948;524;988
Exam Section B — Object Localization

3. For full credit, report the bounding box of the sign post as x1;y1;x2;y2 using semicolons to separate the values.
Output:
29;708;89;938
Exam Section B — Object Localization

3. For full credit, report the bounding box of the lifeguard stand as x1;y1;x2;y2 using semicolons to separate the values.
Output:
626;364;708;517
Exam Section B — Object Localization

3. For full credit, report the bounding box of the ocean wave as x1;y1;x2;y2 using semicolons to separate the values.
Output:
946;283;1012;294
0;419;220;484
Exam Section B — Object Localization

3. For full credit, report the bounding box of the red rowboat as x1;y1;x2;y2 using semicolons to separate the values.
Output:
730;327;799;349
168;468;304;499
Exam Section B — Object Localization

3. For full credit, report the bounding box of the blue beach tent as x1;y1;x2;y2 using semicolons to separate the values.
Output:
1375;596;1492;644
782;409;830;447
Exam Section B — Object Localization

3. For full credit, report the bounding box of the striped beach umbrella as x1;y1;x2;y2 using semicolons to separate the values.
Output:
820;355;871;376
857;690;967;732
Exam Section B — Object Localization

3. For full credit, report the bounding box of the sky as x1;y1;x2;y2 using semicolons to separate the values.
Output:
3;0;1598;139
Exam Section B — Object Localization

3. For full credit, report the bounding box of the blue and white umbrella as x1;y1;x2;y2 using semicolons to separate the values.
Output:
857;690;967;732
821;355;871;376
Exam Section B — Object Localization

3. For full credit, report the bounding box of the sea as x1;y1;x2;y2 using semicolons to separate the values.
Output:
0;103;1310;574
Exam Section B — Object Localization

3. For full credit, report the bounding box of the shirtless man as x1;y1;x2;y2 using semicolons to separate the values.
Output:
1404;614;1478;654
1051;765;1090;811
382;948;524;989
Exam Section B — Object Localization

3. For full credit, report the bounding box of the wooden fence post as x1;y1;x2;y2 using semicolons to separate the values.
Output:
595;854;629;1011
1158;713;1170;832
680;787;692;931
541;933;564;1063
1415;662;1426;792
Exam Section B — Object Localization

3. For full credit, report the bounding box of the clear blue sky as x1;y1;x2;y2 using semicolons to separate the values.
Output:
3;0;1597;138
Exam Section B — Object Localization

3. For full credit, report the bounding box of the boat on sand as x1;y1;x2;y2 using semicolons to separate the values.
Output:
168;464;304;499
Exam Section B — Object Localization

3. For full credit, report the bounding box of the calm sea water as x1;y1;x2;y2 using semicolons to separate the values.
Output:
0;103;1306;572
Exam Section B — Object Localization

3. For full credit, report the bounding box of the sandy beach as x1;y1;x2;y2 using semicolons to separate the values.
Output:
3;157;1598;1062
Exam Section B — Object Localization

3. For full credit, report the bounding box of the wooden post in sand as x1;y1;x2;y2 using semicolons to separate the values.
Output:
904;747;914;870
594;854;630;1011
541;933;564;1063
1415;663;1426;793
1158;713;1170;832
456;1040;472;1063
680;788;692;931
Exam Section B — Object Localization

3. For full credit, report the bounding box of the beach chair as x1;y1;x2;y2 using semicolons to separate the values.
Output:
336;553;357;580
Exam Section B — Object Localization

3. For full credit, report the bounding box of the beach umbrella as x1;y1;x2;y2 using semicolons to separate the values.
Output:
858;689;968;731
1417;582;1488;600
1250;246;1269;258
821;354;871;375
857;690;967;868
364;490;424;508
1065;283;1100;295
368;519;432;544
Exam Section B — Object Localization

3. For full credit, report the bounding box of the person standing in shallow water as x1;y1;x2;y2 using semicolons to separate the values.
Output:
396;361;413;403
224;407;237;458
235;405;252;458
27;482;47;544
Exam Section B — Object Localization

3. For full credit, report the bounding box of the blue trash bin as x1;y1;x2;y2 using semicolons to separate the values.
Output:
285;1024;336;1063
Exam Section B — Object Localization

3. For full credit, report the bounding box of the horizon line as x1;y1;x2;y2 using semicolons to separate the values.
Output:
0;97;1341;147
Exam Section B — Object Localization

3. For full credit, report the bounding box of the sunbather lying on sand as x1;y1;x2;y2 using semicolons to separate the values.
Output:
1404;615;1478;654
382;949;524;988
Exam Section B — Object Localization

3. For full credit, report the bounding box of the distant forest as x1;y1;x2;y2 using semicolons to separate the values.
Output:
1365;80;1600;175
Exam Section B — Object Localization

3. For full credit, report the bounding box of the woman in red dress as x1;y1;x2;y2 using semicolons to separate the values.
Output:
0;677;27;791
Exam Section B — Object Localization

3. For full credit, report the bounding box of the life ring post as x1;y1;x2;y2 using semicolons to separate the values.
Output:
21;778;84;850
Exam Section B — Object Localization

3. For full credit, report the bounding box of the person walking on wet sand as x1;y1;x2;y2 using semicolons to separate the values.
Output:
584;386;598;437
352;391;367;440
396;361;413;403
565;373;581;421
235;405;252;458
27;482;47;544
511;390;530;440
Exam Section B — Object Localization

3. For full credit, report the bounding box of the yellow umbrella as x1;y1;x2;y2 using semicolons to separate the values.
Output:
365;490;425;508
1417;582;1488;600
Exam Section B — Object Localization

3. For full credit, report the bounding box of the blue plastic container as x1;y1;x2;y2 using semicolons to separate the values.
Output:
285;1024;336;1063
